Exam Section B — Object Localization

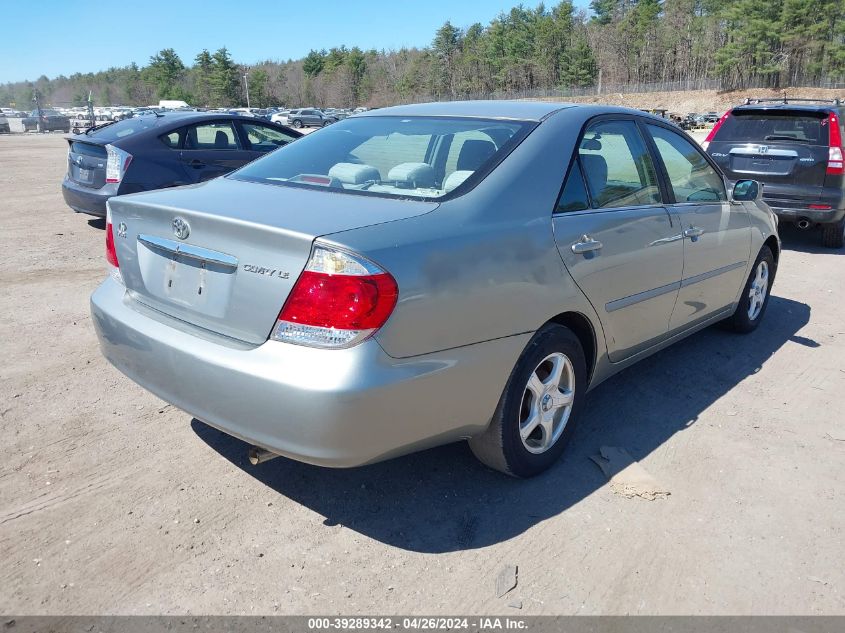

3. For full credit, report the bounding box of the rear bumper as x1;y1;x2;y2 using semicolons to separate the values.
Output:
767;204;845;225
90;277;528;467
760;186;845;225
61;176;116;217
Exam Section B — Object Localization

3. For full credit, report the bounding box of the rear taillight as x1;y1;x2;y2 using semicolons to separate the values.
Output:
105;207;123;284
826;114;843;175
272;245;398;349
701;110;731;151
105;144;133;184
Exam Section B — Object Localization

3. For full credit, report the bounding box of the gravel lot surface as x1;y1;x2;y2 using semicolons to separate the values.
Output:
1;133;844;615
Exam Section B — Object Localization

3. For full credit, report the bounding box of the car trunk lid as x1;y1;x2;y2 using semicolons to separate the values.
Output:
108;177;439;344
67;139;108;189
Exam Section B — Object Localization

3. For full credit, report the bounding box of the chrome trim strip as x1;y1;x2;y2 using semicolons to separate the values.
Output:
137;234;238;268
680;261;746;288
729;146;798;158
606;281;681;313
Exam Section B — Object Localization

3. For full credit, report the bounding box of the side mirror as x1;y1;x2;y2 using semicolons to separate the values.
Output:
732;179;761;202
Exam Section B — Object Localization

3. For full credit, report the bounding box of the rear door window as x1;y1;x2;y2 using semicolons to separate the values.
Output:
714;110;829;145
185;122;240;150
647;124;726;202
578;120;662;208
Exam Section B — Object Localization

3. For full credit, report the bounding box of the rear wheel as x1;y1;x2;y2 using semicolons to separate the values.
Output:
821;218;845;249
724;245;775;333
469;324;586;477
292;119;303;129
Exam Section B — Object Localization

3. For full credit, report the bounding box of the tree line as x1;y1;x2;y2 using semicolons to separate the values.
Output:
2;0;843;110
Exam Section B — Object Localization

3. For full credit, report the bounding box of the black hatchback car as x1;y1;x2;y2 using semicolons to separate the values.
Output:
704;98;844;248
62;112;301;217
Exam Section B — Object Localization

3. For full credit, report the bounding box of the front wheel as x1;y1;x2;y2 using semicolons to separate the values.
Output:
724;245;775;333
821;218;845;249
469;324;587;477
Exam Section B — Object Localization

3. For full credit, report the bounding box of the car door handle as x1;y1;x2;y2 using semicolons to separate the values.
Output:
571;235;603;254
684;226;705;238
187;159;206;168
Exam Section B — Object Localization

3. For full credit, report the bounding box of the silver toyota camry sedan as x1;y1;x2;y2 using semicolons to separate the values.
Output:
91;101;779;477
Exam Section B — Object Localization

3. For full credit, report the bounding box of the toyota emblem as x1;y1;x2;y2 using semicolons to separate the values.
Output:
172;217;190;240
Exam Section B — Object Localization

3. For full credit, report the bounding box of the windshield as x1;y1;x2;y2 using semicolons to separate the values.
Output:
231;115;534;200
715;110;830;145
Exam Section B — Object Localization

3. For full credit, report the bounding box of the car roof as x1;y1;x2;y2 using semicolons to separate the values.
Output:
356;100;577;122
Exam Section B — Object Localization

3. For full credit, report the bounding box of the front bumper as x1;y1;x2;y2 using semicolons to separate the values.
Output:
61;176;116;217
91;278;528;467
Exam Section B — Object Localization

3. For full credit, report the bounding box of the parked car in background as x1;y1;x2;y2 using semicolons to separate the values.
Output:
270;109;291;125
0;114;10;133
62;112;301;217
22;109;71;132
287;108;338;128
91;101;778;477
703;111;720;123
704;98;845;248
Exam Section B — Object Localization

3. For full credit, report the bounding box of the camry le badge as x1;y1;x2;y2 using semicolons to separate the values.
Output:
172;217;190;240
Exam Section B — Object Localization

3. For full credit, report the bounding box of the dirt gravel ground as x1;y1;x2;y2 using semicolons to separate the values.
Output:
1;133;844;616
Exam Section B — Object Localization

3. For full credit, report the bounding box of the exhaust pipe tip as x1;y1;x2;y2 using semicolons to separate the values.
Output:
248;446;280;466
796;218;812;230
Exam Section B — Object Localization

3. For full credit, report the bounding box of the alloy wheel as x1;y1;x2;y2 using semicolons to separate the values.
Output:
518;352;575;454
747;260;769;321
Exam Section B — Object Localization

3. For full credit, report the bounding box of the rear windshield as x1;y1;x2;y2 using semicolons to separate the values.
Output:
84;116;161;141
715;109;830;145
70;141;107;158
231;116;534;200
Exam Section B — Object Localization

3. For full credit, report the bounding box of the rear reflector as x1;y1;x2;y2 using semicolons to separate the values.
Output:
809;204;832;210
272;245;398;349
701;110;731;152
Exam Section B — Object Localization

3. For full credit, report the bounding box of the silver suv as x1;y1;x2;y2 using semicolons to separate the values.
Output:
287;108;337;128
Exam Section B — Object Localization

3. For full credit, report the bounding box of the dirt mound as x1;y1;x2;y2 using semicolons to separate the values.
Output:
556;87;844;115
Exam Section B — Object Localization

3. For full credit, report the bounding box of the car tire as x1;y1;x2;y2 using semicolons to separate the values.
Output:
724;245;775;334
292;119;303;129
469;324;587;478
322;120;330;127
821;218;845;249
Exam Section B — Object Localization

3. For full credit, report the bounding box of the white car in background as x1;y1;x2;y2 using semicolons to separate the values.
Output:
270;109;291;125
